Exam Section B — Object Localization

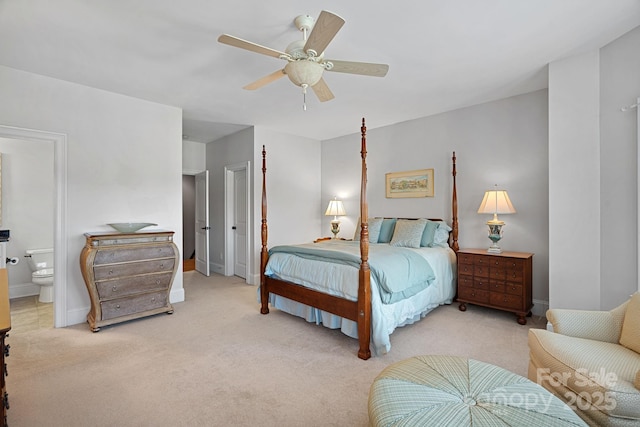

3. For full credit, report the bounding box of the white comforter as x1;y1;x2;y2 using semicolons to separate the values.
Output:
262;245;457;356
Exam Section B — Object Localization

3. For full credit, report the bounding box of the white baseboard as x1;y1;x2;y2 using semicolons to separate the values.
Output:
170;287;185;304
67;307;89;327
532;299;549;317
248;273;259;286
9;282;39;299
210;262;224;275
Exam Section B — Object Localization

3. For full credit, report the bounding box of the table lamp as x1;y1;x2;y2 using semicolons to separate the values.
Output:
477;185;516;253
325;197;346;239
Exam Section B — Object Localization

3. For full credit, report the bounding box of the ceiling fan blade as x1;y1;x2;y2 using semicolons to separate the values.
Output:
303;11;345;57
311;78;335;102
243;69;286;90
218;34;285;59
326;60;389;77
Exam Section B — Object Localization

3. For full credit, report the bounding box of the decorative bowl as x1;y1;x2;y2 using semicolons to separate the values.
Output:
107;222;157;233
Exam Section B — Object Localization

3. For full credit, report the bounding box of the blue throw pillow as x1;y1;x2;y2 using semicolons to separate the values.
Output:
353;217;383;243
378;218;397;243
420;220;439;247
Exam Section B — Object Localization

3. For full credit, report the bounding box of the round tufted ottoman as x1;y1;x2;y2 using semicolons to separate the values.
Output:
368;355;587;426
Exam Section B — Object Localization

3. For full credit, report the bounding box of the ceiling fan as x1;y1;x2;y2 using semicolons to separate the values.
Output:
217;10;389;108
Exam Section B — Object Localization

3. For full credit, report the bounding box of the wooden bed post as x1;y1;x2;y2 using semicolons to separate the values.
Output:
260;145;270;314
357;118;372;360
451;151;459;252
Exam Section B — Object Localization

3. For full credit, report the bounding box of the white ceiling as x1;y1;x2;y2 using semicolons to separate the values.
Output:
1;1;639;142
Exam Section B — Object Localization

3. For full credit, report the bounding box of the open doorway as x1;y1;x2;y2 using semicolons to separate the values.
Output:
0;125;68;329
182;174;196;271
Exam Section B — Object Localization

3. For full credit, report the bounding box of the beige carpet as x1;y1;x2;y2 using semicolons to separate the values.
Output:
7;272;546;426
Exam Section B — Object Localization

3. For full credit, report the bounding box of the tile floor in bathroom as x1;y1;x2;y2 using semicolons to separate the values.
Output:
8;295;53;333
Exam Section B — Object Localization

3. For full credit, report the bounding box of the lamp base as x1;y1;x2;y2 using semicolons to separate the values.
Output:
330;220;341;239
486;222;504;254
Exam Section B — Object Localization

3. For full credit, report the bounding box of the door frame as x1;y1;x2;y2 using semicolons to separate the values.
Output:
0;125;68;328
224;161;251;282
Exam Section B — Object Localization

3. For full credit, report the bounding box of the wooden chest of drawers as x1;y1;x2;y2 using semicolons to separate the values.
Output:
1;269;11;427
457;249;533;324
80;231;179;332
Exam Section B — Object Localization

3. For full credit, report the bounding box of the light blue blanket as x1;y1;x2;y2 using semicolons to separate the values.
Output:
268;240;435;304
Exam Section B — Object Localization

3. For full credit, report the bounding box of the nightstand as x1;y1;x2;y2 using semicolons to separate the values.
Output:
314;237;351;243
457;249;533;324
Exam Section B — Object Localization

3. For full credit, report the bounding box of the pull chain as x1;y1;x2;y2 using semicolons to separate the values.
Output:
302;84;308;111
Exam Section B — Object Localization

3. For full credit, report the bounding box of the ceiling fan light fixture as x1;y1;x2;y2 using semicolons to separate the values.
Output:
285;61;324;87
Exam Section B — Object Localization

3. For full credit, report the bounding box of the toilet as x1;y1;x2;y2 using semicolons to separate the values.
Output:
25;248;54;303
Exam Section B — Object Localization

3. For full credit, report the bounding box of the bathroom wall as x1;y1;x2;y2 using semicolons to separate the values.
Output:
0;137;54;297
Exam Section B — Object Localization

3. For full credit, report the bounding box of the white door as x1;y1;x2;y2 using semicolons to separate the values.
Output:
233;169;247;278
195;170;210;276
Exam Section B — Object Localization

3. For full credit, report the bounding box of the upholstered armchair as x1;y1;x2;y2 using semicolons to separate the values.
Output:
528;293;640;426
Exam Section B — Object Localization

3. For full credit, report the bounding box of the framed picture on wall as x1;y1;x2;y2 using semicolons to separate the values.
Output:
385;168;434;198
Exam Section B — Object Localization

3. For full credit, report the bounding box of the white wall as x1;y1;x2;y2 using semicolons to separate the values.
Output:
599;25;640;308
253;127;322;249
323;91;550;313
0;137;54;296
548;51;601;310
0;65;184;326
182;140;206;174
549;25;640;310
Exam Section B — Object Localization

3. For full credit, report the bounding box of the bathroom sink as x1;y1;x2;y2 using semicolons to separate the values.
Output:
107;222;157;233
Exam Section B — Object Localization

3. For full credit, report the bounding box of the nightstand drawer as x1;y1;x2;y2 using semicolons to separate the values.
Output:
474;264;489;277
473;277;489;290
490;292;522;310
488;257;524;269
458;253;475;265
505;283;523;296
489;281;505;293
459;287;489;304
458;275;473;288
506;269;524;282
459;263;474;275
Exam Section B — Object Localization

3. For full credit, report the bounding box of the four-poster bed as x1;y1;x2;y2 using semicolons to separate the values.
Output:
259;118;459;360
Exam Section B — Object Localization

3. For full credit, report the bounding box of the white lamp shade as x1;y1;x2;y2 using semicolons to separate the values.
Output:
477;190;516;215
325;200;346;216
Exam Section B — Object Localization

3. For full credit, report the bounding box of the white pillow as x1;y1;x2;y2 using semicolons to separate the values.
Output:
431;221;452;247
390;219;428;248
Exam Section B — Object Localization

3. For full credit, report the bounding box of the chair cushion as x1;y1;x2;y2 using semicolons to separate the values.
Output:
529;328;640;420
369;355;586;426
620;292;640;354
